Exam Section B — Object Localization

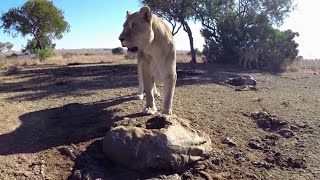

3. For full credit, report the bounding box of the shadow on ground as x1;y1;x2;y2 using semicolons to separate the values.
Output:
0;63;256;101
68;140;134;180
67;140;172;180
0;96;139;155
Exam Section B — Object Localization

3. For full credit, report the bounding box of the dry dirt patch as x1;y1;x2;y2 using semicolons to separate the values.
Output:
0;61;319;179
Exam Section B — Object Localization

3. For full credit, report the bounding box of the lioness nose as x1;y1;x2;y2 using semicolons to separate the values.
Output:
119;36;125;42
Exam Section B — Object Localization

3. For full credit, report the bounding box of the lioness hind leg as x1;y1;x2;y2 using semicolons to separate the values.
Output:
248;59;253;69
243;58;248;69
142;66;157;115
162;73;177;115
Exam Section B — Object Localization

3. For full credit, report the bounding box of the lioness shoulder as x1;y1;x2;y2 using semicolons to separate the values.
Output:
119;6;177;115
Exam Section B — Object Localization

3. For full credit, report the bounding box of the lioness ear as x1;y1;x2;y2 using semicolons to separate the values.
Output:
139;6;152;22
126;11;132;18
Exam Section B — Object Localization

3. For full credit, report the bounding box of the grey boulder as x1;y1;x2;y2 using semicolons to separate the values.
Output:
102;115;212;171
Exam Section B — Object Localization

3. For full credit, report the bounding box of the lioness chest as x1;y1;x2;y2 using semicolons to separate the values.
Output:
149;58;167;85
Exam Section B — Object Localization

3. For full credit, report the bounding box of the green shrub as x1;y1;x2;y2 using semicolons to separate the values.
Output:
36;48;54;61
6;53;18;58
112;47;125;55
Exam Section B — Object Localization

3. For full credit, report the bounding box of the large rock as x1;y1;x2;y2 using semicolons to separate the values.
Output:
102;115;212;171
225;75;257;86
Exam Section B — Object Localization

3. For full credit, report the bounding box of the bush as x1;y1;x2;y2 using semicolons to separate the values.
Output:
6;53;18;58
112;47;125;55
259;29;299;72
24;37;56;54
36;48;54;61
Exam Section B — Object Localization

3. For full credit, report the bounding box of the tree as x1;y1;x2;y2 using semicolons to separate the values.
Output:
260;29;299;72
1;0;70;50
141;0;198;63
195;0;298;71
187;48;202;56
24;36;56;53
0;42;14;52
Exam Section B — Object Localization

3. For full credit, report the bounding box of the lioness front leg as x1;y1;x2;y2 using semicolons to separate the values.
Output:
154;85;160;98
162;73;177;115
137;59;160;100
142;65;157;115
136;59;144;100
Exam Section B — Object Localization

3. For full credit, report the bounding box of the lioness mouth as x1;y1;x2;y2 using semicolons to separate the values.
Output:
128;47;139;53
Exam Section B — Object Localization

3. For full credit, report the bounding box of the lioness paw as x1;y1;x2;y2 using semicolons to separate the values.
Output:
143;107;158;115
135;94;144;100
162;109;173;115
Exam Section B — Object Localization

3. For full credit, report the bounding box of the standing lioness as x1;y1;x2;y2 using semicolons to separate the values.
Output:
119;6;177;115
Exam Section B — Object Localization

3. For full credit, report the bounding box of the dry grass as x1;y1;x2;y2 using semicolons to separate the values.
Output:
4;52;318;74
300;60;320;72
46;54;127;65
285;61;301;72
0;53;199;69
282;60;320;73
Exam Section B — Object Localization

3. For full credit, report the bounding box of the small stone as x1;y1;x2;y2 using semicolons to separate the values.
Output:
248;141;263;150
277;128;295;138
234;152;246;164
222;137;237;147
287;158;307;169
58;146;78;160
146;174;181;180
265;133;281;140
252;161;274;169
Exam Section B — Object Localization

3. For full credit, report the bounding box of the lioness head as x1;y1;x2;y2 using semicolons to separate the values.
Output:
118;6;154;54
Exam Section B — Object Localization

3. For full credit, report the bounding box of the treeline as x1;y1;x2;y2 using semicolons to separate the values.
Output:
141;0;299;72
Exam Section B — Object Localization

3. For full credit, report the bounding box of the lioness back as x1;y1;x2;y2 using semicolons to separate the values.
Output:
119;6;177;115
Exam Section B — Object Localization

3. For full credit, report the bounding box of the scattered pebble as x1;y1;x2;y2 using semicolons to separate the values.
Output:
248;141;263;150
234;152;246;164
222;137;237;147
58;146;78;160
276;128;295;138
253;161;274;169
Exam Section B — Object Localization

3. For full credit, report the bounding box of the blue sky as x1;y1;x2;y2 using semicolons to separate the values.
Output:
0;0;319;59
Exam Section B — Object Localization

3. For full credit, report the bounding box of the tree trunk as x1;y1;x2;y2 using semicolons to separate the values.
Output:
182;21;197;63
34;36;44;49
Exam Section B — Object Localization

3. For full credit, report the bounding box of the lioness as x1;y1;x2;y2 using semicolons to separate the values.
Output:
239;48;260;69
119;6;177;115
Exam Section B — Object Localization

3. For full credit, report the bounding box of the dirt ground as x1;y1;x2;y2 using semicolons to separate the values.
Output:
0;58;319;180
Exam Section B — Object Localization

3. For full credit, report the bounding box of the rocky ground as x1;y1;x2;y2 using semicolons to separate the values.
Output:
0;60;319;180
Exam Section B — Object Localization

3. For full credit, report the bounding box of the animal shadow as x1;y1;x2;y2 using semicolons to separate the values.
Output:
0;96;135;155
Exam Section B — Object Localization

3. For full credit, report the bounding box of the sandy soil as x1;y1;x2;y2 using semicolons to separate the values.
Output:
0;59;319;180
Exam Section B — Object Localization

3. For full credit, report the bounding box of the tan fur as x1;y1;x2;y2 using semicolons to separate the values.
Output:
119;6;177;115
239;49;260;69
